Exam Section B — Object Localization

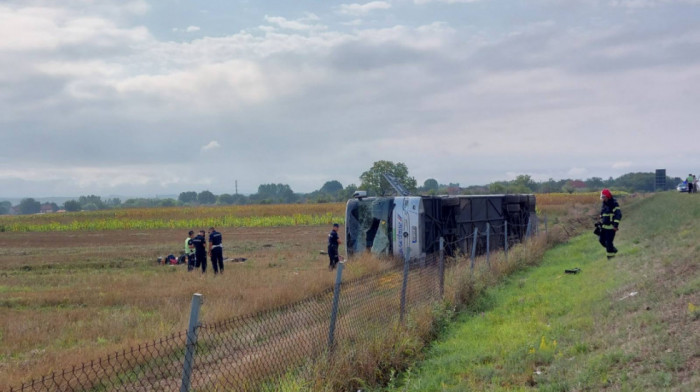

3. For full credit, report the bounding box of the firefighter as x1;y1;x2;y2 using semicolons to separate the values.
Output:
599;189;621;259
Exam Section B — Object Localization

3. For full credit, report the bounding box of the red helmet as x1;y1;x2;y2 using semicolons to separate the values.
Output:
600;189;612;199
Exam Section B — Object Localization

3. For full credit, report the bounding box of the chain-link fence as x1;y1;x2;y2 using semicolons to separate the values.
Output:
8;218;538;391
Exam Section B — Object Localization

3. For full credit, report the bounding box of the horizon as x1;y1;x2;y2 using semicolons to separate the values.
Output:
0;169;686;204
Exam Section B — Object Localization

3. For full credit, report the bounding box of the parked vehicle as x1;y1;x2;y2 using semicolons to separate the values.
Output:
677;182;689;192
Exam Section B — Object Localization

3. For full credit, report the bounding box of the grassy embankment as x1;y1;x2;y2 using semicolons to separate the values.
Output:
380;191;699;391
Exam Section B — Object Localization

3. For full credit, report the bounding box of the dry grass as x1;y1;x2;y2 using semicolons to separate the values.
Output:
0;225;392;390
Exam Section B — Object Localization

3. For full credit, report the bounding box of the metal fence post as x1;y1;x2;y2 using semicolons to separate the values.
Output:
504;220;508;263
486;222;490;268
328;261;345;351
180;293;203;392
439;237;445;298
399;247;411;323
470;227;478;271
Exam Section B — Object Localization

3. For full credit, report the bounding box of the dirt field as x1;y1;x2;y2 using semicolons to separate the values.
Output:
0;225;388;390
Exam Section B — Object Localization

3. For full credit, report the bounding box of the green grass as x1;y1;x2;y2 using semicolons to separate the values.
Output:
382;192;700;392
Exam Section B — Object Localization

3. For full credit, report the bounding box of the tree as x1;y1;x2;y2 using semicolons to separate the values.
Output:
121;198;161;208
335;184;358;201
423;178;439;194
0;201;10;215
217;193;235;205
78;195;105;210
230;194;249;205
64;200;81;212
197;190;217;205
178;191;197;204
82;202;99;211
586;177;604;190
19;198;41;214
319;180;343;194
105;198;121;207
562;181;575;194
512;175;537;192
489;182;507;194
614;172;655;192
253;184;297;204
159;198;177;207
359;161;417;196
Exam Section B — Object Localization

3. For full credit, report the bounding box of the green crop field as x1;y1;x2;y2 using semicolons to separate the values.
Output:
0;203;345;232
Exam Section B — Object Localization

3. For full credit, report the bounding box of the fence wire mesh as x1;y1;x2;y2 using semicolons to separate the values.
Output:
8;253;445;392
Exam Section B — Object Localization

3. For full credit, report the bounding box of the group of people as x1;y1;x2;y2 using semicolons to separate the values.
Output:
685;174;698;193
184;227;225;274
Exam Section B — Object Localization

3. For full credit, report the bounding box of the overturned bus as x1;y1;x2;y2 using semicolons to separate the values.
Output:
345;194;536;262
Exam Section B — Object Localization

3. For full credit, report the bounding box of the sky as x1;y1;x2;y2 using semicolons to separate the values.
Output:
1;0;699;199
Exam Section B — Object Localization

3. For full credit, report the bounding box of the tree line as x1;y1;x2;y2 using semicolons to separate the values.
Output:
0;161;683;215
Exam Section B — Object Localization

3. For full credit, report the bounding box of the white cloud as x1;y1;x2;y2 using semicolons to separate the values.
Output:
171;25;201;33
338;1;391;16
201;141;221;151
263;15;327;31
0;5;151;51
112;60;273;109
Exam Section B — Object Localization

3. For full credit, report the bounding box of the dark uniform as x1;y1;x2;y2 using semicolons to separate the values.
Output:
209;229;224;274
599;197;622;259
192;233;207;273
328;228;340;270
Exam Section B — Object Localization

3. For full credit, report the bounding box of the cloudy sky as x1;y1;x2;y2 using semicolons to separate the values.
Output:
1;0;699;198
